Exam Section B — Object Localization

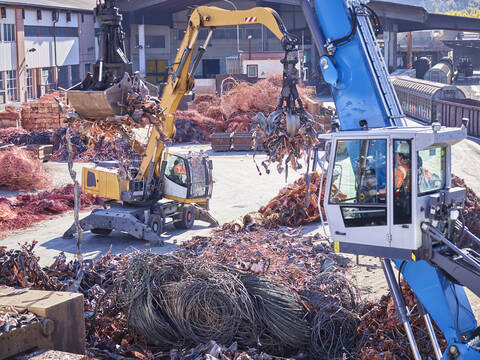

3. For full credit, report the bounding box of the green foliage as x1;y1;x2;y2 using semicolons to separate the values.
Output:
444;7;480;18
387;0;480;13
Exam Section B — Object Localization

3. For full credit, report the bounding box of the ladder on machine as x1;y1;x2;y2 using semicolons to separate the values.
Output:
353;3;405;126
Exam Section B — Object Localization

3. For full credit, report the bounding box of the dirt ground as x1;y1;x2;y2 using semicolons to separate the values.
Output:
1;139;479;317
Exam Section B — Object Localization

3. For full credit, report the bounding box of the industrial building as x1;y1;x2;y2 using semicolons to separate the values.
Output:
0;0;479;106
0;0;95;104
119;0;312;84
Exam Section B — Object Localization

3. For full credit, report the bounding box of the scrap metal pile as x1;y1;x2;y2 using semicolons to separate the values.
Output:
173;74;330;145
357;284;446;360
0;147;52;191
0;125;134;163
453;175;480;251
0;184;102;236
0;225;446;359
258;173;325;228
0;85;166;163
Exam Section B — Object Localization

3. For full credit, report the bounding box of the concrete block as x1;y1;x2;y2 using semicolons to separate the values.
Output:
0;288;85;358
14;350;87;360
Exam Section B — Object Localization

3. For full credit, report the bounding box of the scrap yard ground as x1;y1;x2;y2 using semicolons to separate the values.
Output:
3;139;480;318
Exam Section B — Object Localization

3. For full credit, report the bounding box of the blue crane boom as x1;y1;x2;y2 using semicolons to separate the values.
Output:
294;1;480;359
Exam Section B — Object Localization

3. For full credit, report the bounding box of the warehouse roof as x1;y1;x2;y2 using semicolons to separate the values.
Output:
0;0;96;11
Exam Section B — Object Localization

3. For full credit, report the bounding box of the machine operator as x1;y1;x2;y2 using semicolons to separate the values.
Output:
394;142;411;193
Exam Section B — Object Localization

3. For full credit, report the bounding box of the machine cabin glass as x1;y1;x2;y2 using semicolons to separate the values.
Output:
189;156;209;198
393;140;412;224
418;146;446;196
329;139;387;227
166;155;188;187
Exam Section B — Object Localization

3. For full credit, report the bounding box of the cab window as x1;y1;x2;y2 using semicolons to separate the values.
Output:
393;140;412;224
166;155;187;186
329;139;387;227
418;146;446;196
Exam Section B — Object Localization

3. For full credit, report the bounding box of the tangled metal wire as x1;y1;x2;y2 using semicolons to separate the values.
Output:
162;265;255;347
100;252;311;355
240;273;310;353
307;271;361;359
311;307;360;359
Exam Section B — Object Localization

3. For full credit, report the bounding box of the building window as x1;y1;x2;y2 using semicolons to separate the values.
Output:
66;11;71;22
71;65;80;85
84;63;91;74
40;67;54;96
245;27;261;40
2;24;15;42
24;26;78;38
26;68;34;100
37;9;42;20
6;70;17;102
1;8;6;19
212;28;236;40
57;66;69;89
0;74;5;105
146;35;165;49
247;64;258;78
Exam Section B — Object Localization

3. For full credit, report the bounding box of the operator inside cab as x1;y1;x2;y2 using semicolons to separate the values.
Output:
360;168;386;204
167;157;187;186
393;141;412;224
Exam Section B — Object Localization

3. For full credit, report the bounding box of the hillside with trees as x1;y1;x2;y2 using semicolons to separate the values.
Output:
381;0;480;13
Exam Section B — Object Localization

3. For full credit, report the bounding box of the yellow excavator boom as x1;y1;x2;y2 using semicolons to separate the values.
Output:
138;6;289;181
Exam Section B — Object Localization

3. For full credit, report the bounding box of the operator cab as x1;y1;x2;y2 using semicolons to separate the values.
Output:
322;124;467;260
162;150;213;203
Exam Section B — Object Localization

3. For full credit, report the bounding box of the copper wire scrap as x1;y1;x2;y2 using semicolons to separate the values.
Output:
259;172;326;228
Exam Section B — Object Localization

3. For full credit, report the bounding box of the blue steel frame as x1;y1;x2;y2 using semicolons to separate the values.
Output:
394;260;478;359
312;0;480;358
314;0;394;130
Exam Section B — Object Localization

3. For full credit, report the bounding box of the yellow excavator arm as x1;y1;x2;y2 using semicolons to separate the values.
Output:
138;6;291;180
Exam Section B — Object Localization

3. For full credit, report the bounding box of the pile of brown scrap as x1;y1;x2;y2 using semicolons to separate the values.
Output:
453;175;480;251
357;283;446;359
0;104;21;129
0;226;446;360
50;121;136;162
0;125;133;163
258;172;325;228
174;74;330;144
0;184;102;236
175;110;224;143
20;91;70;132
0;146;52;191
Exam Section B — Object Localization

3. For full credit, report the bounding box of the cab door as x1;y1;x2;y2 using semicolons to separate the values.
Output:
389;139;416;252
324;137;392;257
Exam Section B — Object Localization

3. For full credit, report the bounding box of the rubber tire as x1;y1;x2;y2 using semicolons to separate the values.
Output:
173;206;195;229
150;214;165;235
91;228;112;235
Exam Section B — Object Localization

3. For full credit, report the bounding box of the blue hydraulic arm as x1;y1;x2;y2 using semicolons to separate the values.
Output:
302;0;406;130
299;0;480;359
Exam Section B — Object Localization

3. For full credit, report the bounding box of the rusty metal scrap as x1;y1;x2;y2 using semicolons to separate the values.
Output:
253;113;321;179
453;175;480;251
0;209;465;360
0;185;103;236
0;146;52;191
258;173;326;228
0;306;40;335
357;282;446;359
